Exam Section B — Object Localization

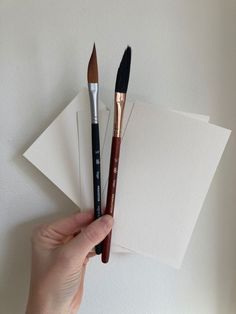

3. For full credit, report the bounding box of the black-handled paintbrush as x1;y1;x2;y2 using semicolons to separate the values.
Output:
87;44;102;255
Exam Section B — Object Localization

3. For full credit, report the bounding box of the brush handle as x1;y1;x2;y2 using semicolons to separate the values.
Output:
92;123;102;255
102;136;121;263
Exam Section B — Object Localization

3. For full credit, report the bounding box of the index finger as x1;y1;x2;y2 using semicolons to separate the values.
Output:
48;211;94;238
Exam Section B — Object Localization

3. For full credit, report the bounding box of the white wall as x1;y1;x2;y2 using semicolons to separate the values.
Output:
0;1;236;313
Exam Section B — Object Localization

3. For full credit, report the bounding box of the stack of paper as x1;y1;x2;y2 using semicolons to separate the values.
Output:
24;88;231;268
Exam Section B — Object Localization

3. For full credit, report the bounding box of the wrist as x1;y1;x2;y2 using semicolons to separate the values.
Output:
26;291;73;314
26;301;72;314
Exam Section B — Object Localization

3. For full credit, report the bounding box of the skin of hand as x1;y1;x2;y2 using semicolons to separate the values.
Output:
26;211;113;314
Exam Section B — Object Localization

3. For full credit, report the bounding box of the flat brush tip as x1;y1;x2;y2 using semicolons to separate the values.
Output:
126;45;131;53
115;46;132;93
87;43;98;83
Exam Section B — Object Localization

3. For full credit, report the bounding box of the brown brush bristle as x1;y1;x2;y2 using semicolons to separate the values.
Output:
87;43;98;83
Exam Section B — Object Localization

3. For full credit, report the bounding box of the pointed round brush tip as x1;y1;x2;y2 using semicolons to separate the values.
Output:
93;42;96;53
87;43;98;83
90;43;97;61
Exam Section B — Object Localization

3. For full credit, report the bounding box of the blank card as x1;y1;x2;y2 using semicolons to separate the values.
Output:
24;89;107;207
111;101;231;268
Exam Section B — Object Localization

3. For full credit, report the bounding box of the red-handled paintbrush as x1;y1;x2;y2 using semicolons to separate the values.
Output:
102;46;132;263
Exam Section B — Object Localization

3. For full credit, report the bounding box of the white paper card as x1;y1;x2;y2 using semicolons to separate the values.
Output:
111;101;231;268
24;89;106;207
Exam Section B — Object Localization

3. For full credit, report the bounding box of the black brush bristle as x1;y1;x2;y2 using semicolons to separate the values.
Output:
115;46;131;93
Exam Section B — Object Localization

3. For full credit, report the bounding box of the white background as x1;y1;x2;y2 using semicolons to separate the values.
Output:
0;1;235;313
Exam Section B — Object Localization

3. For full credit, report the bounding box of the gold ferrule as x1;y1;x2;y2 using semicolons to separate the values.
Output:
114;92;126;137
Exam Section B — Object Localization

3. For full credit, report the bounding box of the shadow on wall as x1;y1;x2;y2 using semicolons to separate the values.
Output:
2;148;80;313
0;43;83;312
216;1;236;312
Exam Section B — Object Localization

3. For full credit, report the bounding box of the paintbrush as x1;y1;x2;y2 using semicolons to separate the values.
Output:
87;43;102;255
102;46;132;263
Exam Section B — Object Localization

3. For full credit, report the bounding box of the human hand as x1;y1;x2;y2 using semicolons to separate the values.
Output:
26;211;113;314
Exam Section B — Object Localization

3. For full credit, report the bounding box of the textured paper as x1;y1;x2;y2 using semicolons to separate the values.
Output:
24;89;107;207
111;102;231;268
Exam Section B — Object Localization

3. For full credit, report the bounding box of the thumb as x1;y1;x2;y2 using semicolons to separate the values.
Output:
64;215;114;260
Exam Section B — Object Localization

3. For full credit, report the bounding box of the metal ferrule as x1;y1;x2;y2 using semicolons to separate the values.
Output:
114;92;126;137
88;83;99;124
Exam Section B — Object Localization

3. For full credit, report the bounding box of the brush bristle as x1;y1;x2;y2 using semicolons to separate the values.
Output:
115;46;131;93
87;43;98;83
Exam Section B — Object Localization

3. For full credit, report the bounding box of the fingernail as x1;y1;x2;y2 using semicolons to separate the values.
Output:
100;215;114;229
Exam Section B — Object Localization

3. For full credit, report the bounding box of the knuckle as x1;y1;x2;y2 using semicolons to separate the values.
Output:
31;223;50;244
82;226;101;245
